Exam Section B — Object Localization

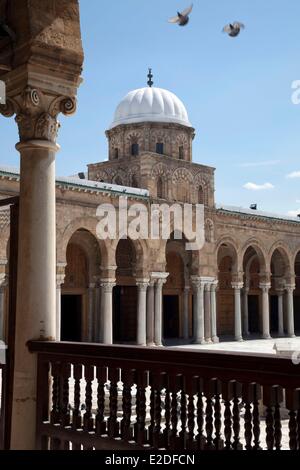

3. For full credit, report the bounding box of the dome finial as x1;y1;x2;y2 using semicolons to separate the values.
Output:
147;68;154;88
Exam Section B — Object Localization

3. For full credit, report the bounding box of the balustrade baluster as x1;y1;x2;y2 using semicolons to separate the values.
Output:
196;378;206;450
286;389;300;451
204;380;214;450
242;383;253;451
252;384;262;451
170;374;181;450
223;381;233;450
212;379;223;450
186;376;197;451
83;365;94;432
107;368;120;438
162;375;171;449
179;376;187;449
121;369;135;441
150;373;164;449
232;381;243;450
72;364;83;432
50;361;61;425
135;370;147;446
96;366;107;435
60;363;71;427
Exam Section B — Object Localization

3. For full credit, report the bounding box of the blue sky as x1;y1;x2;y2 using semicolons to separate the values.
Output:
1;0;300;216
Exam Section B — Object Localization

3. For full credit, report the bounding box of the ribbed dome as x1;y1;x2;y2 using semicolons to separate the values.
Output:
110;87;192;129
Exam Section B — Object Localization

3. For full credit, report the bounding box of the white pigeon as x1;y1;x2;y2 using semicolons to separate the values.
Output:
223;22;245;38
168;4;193;27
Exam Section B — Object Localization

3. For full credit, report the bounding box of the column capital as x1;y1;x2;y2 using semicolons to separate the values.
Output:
100;279;116;293
232;282;244;290
259;283;271;293
151;272;169;288
285;284;296;293
136;279;150;291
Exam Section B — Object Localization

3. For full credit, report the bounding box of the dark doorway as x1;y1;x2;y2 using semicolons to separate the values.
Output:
61;295;82;342
113;286;137;343
163;295;180;339
270;295;279;333
294;296;300;332
248;295;260;334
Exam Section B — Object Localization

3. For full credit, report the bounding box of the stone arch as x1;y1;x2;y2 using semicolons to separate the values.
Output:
125;130;143;156
151;162;170;179
194;173;209;205
241;239;268;274
172;168;193;203
268;242;293;277
58;217;110;268
111;236;150;277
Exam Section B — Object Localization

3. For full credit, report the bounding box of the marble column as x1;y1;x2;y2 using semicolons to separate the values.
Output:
0;277;7;342
191;278;205;345
183;286;190;340
260;283;271;339
286;285;296;338
277;290;284;336
88;282;96;342
100;280;116;345
136;280;149;346
204;284;212;342
146;281;155;346
56;274;65;341
232;282;243;342
210;282;219;343
243;286;249;336
153;273;168;347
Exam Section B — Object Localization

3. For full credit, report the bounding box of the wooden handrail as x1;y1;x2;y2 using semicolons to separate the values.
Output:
28;341;300;451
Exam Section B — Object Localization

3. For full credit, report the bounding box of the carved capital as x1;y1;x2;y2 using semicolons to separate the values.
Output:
100;280;116;293
0;86;77;144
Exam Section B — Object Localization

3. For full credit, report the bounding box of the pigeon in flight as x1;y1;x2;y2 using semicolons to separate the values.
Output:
168;4;193;27
223;22;245;38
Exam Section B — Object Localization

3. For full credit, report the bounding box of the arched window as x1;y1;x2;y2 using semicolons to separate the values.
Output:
131;143;139;156
114;148;119;160
179;146;184;160
198;186;205;205
157;177;163;198
156;143;164;155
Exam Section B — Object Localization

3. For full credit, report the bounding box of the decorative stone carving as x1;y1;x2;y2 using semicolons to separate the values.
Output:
0;86;77;143
172;167;193;184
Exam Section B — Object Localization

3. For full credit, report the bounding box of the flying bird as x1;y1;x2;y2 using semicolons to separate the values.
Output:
168;4;193;27
222;22;245;38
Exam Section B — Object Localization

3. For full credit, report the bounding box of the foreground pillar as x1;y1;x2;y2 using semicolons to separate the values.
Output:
260;283;271;339
0;0;83;449
88;281;96;342
136;280;149;346
100;280;116;345
286;285;296;338
191;277;205;345
232;282;243;342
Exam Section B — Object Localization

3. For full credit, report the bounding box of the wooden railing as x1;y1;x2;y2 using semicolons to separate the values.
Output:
0;364;6;450
28;341;300;451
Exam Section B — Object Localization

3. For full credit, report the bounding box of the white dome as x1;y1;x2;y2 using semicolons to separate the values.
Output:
110;87;192;129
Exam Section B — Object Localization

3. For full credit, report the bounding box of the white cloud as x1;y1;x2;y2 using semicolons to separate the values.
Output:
287;171;300;179
243;182;275;191
287;209;300;217
239;160;280;168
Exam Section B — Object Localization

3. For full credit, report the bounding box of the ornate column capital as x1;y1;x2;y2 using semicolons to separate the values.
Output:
136;279;150;291
0;274;8;289
151;272;169;289
56;274;65;288
0;88;77;144
259;283;271;293
100;279;116;293
285;284;296;294
232;282;244;290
